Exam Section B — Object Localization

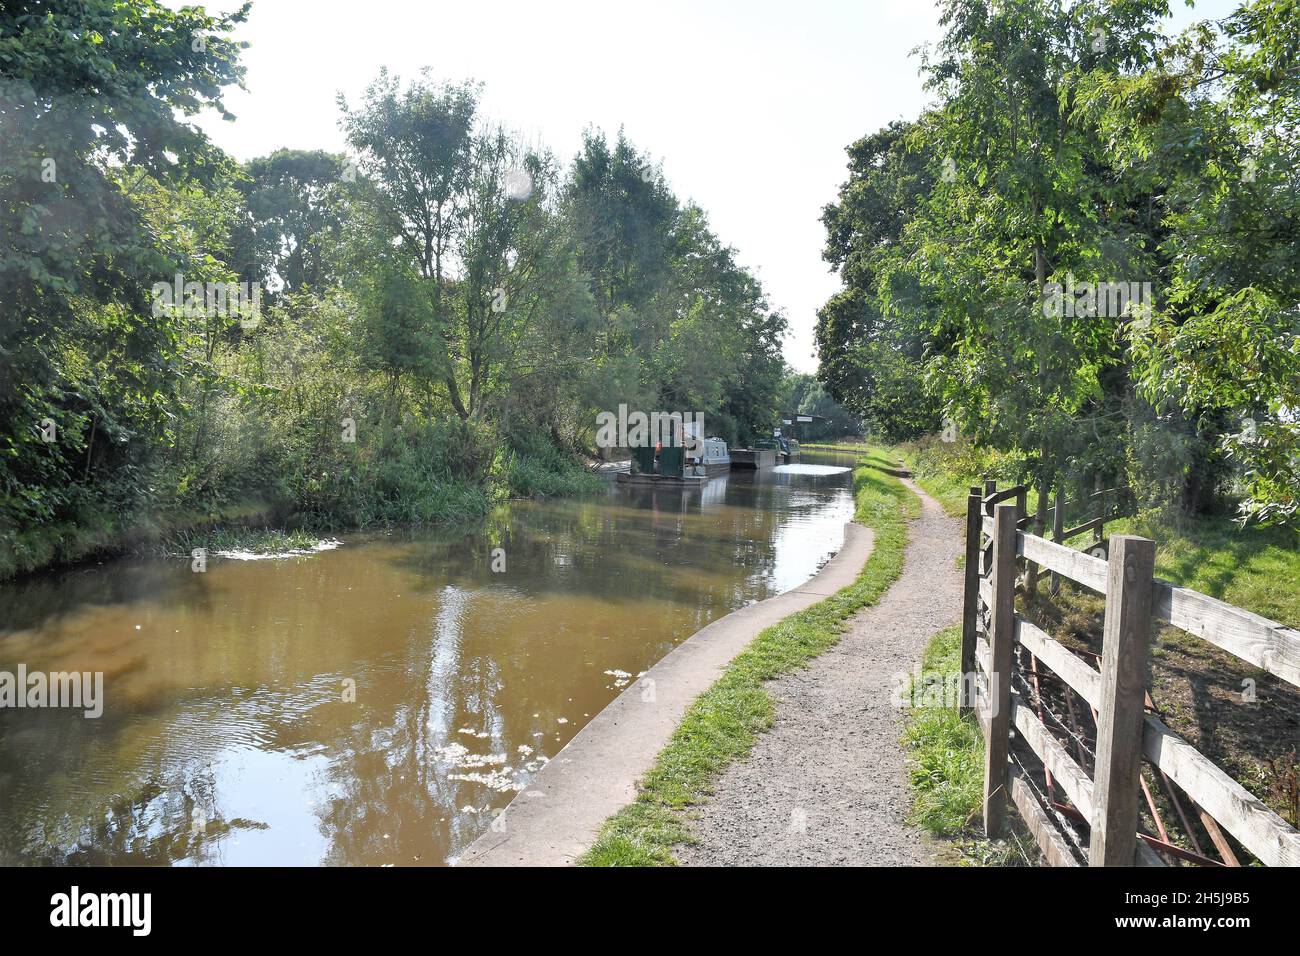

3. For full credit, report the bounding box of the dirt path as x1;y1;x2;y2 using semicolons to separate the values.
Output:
678;477;963;866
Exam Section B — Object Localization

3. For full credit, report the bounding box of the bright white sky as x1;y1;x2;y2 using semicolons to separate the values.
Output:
182;0;1240;373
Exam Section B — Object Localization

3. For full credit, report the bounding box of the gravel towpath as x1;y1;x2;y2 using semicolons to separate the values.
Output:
678;477;963;866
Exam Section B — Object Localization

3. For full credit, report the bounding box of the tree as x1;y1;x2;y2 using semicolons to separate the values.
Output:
817;123;941;440
239;149;346;293
339;70;598;423
0;0;248;529
780;373;862;441
1081;0;1300;524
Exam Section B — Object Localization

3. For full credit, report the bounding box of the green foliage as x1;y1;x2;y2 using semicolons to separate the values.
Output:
898;434;1024;516
568;132;790;448
817;123;942;441
780;372;862;442
498;425;604;499
0;18;797;578
237;148;346;292
820;0;1300;528
1;0;248;538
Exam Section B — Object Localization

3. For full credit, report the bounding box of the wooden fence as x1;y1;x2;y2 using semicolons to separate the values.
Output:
960;481;1300;866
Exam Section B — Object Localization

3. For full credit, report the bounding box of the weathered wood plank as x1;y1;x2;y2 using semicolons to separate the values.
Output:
1014;616;1102;708
1062;515;1105;541
983;484;1027;515
1142;714;1300;867
1011;699;1094;820
1090;536;1155;867
1026;488;1043;595
1011;701;1169;866
1019;531;1109;593
1008;764;1081;867
1050;487;1065;596
981;525;1300;689
983;503;1019;838
1153;581;1300;689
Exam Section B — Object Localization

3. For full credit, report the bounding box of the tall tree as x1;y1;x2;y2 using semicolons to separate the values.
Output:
818;121;941;440
239;148;346;293
0;0;248;528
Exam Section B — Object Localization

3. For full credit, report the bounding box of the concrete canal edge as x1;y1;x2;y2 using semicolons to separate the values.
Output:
457;521;876;867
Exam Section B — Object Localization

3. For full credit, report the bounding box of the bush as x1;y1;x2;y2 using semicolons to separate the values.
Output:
499;424;604;499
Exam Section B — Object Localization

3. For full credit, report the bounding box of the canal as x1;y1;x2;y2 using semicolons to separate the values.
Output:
0;451;859;865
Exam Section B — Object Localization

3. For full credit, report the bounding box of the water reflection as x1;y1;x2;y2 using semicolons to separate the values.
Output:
0;452;858;865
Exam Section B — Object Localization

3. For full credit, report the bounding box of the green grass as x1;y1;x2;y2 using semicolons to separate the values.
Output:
578;447;916;866
901;624;1036;865
893;439;1038;519
902;625;984;835
1104;513;1300;629
904;465;975;518
156;526;328;557
800;440;873;453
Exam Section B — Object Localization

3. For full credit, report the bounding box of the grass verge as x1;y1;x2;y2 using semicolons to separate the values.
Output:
577;446;915;866
901;625;1035;865
800;441;873;454
903;625;983;834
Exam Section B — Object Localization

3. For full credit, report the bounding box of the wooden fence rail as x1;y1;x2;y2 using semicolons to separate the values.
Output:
961;482;1300;867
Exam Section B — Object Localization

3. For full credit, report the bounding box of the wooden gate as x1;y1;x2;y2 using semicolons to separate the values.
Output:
961;482;1300;866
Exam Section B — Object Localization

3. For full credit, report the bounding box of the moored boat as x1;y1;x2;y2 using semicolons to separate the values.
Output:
730;448;777;468
700;437;731;475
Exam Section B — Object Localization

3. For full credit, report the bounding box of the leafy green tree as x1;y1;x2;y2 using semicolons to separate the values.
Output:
817;123;941;440
339;71;599;424
0;0;248;530
1081;0;1300;524
337;70;476;417
239;149;346;293
566;129;677;337
779;373;861;441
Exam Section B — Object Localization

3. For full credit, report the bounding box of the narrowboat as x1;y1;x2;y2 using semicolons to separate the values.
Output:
698;436;732;475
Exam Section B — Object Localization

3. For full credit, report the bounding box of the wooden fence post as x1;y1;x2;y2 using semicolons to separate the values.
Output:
983;502;1018;837
960;486;982;712
1089;535;1156;866
1028;489;1048;597
1050;486;1064;596
1016;487;1034;598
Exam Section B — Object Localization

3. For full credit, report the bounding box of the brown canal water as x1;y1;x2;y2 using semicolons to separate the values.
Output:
0;451;859;865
